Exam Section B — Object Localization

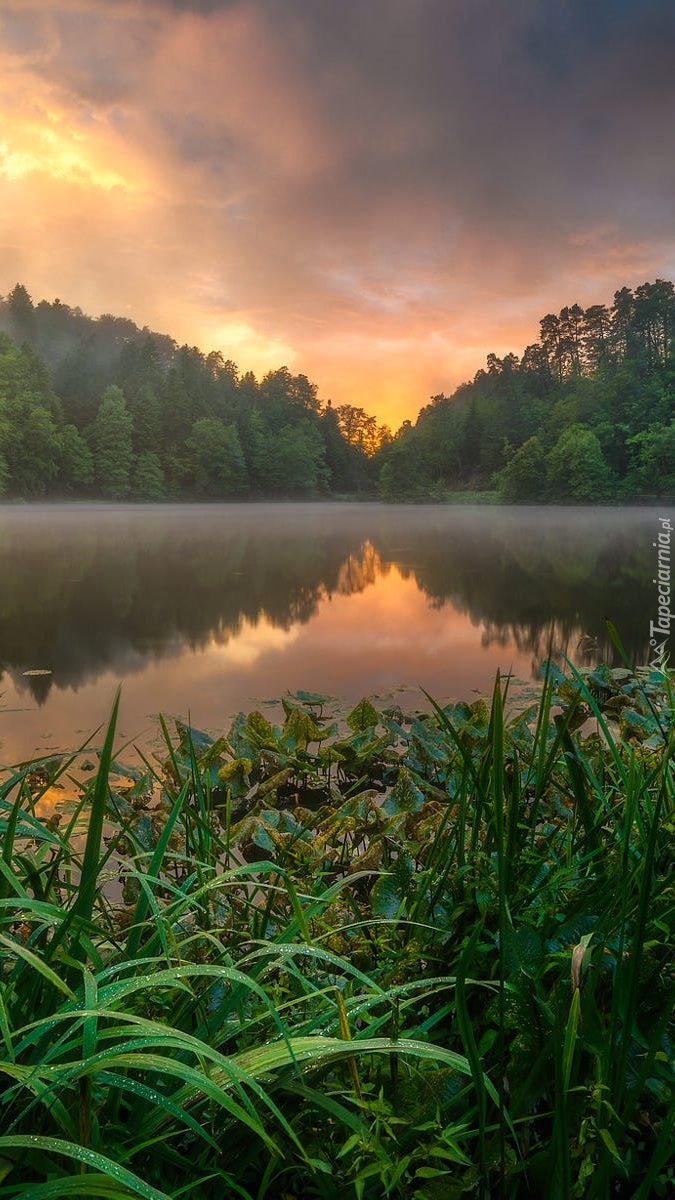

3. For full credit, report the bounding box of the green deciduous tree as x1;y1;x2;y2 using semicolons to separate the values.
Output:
545;425;612;501
321;402;357;492
627;420;675;497
133;451;166;499
186;417;247;496
59;424;94;492
0;334;64;495
10;406;62;495
496;435;547;502
377;426;432;500
264;421;329;495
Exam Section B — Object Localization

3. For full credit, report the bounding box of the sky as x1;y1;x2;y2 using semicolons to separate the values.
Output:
1;0;675;428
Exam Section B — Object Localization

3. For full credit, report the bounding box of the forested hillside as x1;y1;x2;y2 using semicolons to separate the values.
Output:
376;278;675;501
2;279;675;502
0;284;389;499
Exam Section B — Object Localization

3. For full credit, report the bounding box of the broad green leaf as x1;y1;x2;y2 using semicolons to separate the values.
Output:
347;698;380;732
371;852;413;919
382;767;425;816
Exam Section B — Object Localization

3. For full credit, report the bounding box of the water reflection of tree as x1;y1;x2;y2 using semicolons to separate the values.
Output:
0;508;371;701
333;541;383;596
479;618;598;680
372;509;651;668
0;506;654;702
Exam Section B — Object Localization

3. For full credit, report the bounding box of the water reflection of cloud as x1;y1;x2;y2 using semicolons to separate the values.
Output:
206;615;301;667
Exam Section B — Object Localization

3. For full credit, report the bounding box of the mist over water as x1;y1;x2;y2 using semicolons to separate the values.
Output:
0;502;659;762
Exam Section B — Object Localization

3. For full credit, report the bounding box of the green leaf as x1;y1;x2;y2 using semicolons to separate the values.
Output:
347;698;380;732
0;1137;171;1200
599;1127;626;1169
294;690;333;706
620;707;659;741
371;852;413;919
244;710;278;749
382;767;425;816
562;987;581;1094
502;926;544;978
281;708;322;749
0;933;76;1000
174;720;214;757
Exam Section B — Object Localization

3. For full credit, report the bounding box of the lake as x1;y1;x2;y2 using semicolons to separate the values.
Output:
0;502;664;765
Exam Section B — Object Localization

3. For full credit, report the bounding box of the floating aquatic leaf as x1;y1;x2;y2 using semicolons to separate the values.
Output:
294;690;333;706
255;766;294;800
244;710;278;749
281;707;323;750
382;767;425;816
218;757;253;783
174;720;214;757
347;698;380;732
620;708;659;741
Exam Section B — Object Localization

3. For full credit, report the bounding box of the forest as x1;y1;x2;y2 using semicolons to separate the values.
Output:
1;278;674;501
0;284;390;500
377;278;675;501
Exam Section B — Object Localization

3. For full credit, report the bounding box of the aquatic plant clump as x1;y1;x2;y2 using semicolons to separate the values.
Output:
0;664;672;1198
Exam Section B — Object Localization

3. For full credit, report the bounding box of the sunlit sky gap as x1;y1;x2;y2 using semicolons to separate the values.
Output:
1;0;674;426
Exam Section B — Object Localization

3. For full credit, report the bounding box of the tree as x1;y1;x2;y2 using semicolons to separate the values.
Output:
264;421;329;495
127;384;162;455
10;406;62;495
87;385;134;499
133;451;166;499
611;287;636;364
583;304;612;372
545;425;612;501
7;283;35;340
259;368;321;421
633;279;675;368
55;336;107;428
377;426;432;499
460;399;485;475
335;404;379;455
495;435;547;502
58;424;94;492
539;313;563;381
238;408;270;492
186;418;247;496
321;402;356;492
0;334;63;494
627;420;675;496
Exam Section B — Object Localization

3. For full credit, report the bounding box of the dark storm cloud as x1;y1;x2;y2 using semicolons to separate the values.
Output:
255;0;675;228
159;0;236;9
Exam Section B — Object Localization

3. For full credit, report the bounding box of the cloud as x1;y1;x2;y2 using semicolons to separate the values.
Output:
1;0;675;425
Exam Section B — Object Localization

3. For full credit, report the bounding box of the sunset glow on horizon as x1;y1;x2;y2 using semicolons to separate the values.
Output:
2;0;675;428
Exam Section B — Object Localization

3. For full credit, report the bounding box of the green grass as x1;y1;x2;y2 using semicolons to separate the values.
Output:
0;662;673;1198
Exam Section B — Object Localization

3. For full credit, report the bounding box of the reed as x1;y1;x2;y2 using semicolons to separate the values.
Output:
0;661;672;1197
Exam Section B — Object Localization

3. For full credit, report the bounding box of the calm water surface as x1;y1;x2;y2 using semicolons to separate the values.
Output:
0;502;664;764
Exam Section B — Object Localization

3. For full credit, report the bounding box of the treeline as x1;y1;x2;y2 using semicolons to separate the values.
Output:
0;285;390;499
376;278;675;501
3;278;675;503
